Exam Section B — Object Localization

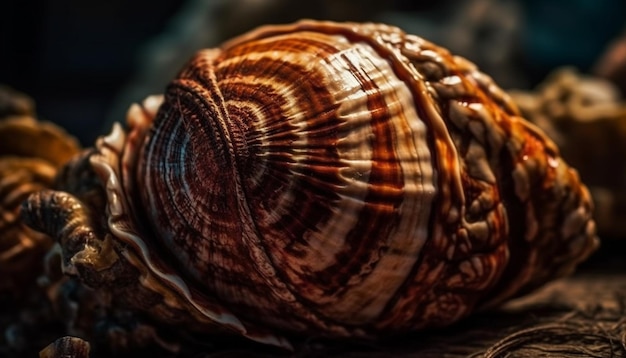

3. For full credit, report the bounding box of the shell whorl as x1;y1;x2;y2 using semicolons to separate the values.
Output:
126;20;597;337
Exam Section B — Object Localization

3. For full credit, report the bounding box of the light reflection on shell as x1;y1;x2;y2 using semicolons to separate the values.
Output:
21;20;599;348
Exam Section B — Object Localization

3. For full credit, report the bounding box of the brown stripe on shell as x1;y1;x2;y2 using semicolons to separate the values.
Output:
218;33;371;319
120;19;596;341
135;47;342;335
300;52;403;304
216;39;345;263
364;32;512;329
215;28;440;328
217;29;416;322
265;22;481;329
134;79;319;335
138;53;250;286
237;22;534;331
135;25;429;332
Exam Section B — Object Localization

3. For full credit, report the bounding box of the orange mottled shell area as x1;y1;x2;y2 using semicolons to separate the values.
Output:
88;20;598;345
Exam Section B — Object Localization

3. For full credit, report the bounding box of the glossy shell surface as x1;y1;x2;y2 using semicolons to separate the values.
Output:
22;20;598;348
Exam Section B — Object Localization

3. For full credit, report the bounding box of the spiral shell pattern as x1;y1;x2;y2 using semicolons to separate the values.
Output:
23;20;598;347
114;20;597;337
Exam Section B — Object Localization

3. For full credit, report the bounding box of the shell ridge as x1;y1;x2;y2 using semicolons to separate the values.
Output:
92;107;300;349
302;41;437;324
185;47;364;338
97;124;246;326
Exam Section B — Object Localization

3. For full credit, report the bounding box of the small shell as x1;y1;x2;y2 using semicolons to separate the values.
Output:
0;116;80;296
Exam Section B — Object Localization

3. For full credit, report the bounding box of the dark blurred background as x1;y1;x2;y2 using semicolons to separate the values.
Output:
1;0;625;146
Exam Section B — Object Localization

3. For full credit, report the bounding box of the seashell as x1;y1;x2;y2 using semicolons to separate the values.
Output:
21;20;599;348
0;115;80;296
